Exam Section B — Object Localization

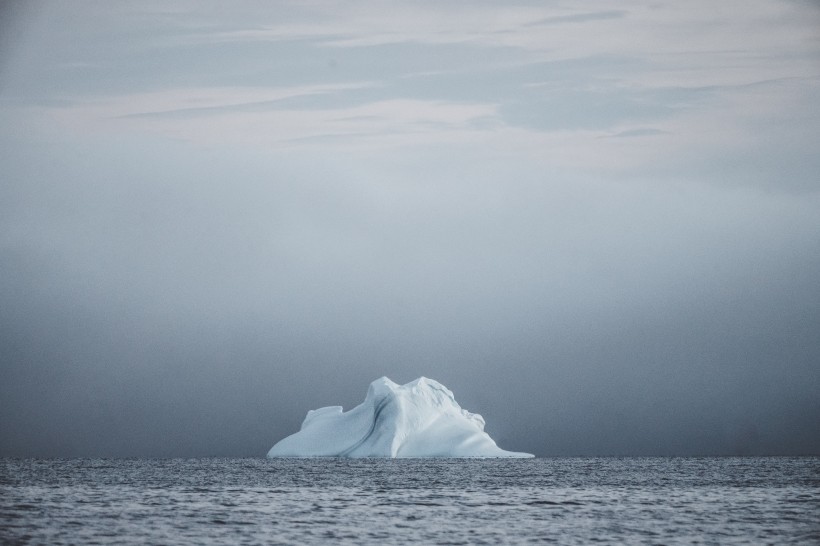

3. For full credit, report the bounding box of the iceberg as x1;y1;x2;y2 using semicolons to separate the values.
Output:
267;377;533;458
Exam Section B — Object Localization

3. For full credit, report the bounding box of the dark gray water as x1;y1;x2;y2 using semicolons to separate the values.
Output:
1;457;818;544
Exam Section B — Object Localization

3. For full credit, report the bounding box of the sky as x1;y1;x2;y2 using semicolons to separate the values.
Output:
1;0;819;457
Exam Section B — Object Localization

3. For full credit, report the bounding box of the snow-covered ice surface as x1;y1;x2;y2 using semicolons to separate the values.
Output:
267;377;533;458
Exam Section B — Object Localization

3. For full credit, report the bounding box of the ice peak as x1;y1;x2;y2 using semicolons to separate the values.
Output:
268;376;533;458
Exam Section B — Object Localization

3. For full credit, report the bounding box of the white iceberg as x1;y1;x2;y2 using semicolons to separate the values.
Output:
267;376;533;458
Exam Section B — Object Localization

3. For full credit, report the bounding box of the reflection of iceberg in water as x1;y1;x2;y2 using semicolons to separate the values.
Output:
267;377;533;458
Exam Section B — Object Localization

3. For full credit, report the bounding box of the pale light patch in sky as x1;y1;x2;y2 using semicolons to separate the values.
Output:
48;95;499;150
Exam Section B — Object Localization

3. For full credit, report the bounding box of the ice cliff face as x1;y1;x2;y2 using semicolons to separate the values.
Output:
267;377;533;458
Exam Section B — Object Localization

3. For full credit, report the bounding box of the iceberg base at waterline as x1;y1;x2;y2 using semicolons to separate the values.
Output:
267;377;533;458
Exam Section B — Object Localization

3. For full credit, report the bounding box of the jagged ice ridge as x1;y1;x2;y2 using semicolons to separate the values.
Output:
267;377;533;458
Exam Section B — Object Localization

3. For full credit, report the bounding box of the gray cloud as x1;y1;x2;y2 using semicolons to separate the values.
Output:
525;10;629;27
603;128;669;138
1;1;819;457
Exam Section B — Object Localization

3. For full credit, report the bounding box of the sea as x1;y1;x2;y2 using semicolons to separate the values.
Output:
1;457;818;544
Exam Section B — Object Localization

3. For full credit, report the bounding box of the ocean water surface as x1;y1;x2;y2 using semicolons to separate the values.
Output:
1;457;818;544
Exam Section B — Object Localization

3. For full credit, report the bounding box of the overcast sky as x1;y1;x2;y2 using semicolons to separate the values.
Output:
1;1;819;457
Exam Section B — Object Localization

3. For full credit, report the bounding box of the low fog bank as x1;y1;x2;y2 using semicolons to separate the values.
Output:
2;138;818;457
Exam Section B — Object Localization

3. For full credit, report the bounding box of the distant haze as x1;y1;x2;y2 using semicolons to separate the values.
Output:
1;1;819;457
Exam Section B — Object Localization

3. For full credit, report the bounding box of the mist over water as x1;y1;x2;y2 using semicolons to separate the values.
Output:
1;2;820;458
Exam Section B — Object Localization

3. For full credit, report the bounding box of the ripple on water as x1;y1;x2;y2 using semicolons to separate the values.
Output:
1;457;818;544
